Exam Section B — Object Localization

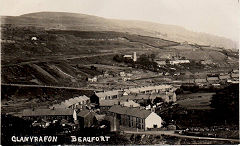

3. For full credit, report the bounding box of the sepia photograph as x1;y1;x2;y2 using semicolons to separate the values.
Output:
0;0;239;145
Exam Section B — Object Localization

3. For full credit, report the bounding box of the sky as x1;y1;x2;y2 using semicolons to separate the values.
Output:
0;0;239;42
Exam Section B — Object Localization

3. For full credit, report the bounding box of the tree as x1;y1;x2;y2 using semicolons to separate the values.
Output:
150;54;156;61
113;55;123;62
139;54;149;62
210;84;239;123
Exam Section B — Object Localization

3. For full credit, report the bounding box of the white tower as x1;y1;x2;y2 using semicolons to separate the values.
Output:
133;52;137;62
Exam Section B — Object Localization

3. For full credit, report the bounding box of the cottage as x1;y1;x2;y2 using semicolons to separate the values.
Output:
207;77;219;83
182;79;195;84
21;108;75;121
156;94;170;103
170;60;190;65
200;60;213;65
121;94;156;103
126;73;133;77
108;105;163;130
94;114;106;124
227;79;239;84
95;90;120;100
51;95;90;109
194;78;207;83
155;60;166;66
123;55;133;59
121;100;140;107
124;85;173;95
156;92;176;103
32;119;51;128
77;110;96;129
99;99;119;113
232;69;239;73
219;74;230;80
31;37;37;41
88;76;97;82
231;73;239;78
120;72;126;77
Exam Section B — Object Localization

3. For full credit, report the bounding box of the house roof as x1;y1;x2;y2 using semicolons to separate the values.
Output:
195;78;207;83
123;55;132;58
182;79;195;83
77;110;95;117
121;100;140;107
51;95;90;109
219;75;230;79
207;77;219;81
109;105;152;119
95;90;119;99
22;108;73;117
95;114;106;121
99;99;119;106
121;94;157;100
124;85;172;94
231;73;239;78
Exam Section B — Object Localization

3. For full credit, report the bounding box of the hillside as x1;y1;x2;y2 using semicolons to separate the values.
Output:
1;24;179;86
1;12;237;49
1;12;238;87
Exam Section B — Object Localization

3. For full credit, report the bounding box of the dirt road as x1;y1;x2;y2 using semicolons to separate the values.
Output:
123;130;240;143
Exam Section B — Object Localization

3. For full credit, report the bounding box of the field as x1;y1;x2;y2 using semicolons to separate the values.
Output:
176;92;215;110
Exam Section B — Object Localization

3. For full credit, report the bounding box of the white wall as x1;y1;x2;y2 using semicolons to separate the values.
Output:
145;112;162;130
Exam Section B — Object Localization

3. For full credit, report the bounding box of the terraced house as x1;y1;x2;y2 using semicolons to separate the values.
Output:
50;95;90;110
108;105;163;130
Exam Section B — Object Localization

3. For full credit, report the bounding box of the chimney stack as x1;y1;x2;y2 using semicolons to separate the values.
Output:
133;52;137;62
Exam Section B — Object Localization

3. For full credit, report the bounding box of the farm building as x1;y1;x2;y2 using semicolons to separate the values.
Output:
108;105;163;130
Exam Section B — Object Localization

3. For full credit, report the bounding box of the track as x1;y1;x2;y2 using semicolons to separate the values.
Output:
123;130;240;143
1;83;102;91
2;52;117;67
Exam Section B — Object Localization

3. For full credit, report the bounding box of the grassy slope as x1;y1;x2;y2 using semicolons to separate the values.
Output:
1;12;237;49
1;25;179;86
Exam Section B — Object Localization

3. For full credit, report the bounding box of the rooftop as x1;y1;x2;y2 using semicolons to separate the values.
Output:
51;95;90;109
77;110;95;117
22;108;74;117
99;99;119;106
95;90;119;98
109;105;152;119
